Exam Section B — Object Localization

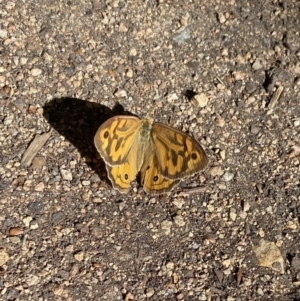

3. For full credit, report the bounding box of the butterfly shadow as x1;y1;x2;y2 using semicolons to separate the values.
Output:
42;98;131;183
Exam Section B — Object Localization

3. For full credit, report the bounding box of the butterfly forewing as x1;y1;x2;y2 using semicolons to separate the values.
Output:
94;116;141;166
151;123;208;180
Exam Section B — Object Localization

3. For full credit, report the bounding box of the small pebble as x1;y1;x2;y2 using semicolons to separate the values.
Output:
174;215;185;227
60;168;73;180
114;88;128;98
51;211;66;225
172;198;185;209
23;216;33;227
74;251;84;262
161;220;172;235
34;182;45;191
0;29;8;39
173;27;190;44
223;171;234;182
210;166;224;177
30;220;39;230
230;208;237;221
252;58;263;70
243;201;250;212
192;93;208;108
146;288;154;297
166;261;174;270
129;48;137;56
26;274;39;286
218;12;226;24
31;68;42;76
294;119;300;127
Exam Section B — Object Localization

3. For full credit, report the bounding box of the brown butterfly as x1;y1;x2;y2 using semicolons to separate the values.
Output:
94;115;208;194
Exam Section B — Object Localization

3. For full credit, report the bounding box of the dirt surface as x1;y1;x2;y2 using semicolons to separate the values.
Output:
1;0;300;300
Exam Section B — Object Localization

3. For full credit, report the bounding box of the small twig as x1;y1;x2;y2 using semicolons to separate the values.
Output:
178;186;207;196
268;85;284;109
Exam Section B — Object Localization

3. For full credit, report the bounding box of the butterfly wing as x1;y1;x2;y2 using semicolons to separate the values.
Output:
141;149;180;194
151;123;208;180
106;141;140;193
94;115;141;166
94;115;141;193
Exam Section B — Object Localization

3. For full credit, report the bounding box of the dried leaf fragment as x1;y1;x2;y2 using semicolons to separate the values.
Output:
237;267;243;285
9;227;24;236
253;239;284;273
21;130;52;167
0;249;9;266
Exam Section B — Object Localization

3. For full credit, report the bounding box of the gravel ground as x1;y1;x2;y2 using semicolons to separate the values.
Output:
1;0;300;300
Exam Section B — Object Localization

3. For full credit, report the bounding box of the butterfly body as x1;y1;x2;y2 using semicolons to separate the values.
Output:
134;118;153;170
94;115;208;194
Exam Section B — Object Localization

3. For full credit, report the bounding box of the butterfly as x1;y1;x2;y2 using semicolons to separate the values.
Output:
94;115;208;194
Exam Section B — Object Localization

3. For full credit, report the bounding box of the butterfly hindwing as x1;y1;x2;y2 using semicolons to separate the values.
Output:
141;150;180;194
106;144;140;193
